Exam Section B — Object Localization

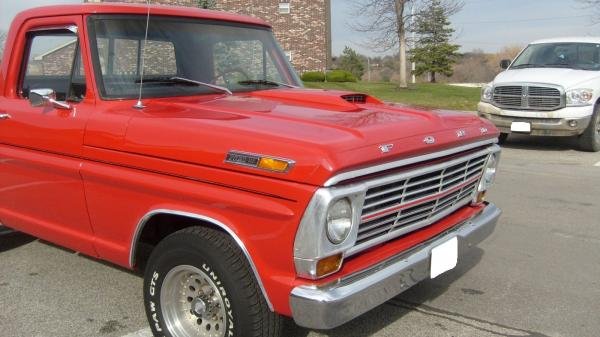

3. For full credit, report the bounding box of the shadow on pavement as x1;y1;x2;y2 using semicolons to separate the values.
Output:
500;134;578;152
0;230;37;253
284;248;485;337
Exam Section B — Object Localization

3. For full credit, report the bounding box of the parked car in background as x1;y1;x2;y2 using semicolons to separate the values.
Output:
478;37;600;151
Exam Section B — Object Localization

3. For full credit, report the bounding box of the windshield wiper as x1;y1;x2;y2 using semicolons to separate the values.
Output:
136;76;232;95
542;63;572;68
510;63;543;69
238;79;298;88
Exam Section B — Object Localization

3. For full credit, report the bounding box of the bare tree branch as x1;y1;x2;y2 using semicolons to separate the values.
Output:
349;0;463;87
577;0;600;23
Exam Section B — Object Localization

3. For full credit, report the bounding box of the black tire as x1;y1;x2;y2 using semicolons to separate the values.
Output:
579;105;600;152
498;133;509;145
143;226;283;337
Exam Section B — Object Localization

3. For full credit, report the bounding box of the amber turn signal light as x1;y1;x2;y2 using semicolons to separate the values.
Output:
475;191;486;204
258;157;290;172
316;253;343;278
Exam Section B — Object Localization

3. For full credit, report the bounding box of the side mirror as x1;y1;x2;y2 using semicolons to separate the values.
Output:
29;89;71;110
500;59;511;70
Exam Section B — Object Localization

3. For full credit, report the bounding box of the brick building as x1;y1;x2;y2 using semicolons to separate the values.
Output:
84;0;332;72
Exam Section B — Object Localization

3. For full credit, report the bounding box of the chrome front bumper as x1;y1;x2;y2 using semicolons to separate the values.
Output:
478;112;591;136
477;102;592;136
289;203;501;330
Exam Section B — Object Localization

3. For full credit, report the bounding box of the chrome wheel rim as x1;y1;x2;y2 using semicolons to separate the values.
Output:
161;265;226;337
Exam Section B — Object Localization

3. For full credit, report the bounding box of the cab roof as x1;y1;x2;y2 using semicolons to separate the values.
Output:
13;3;271;28
530;37;600;45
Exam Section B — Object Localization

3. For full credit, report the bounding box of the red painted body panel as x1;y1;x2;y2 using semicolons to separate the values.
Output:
0;5;500;317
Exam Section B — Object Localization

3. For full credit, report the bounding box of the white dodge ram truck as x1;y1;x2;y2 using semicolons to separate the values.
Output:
478;37;600;152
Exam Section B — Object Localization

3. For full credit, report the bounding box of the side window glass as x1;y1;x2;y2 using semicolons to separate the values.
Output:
21;30;86;101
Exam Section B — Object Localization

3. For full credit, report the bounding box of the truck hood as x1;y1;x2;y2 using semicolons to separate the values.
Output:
116;89;497;186
494;68;600;89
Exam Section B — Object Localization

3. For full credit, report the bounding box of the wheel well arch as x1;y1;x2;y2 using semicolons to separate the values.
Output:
130;209;274;311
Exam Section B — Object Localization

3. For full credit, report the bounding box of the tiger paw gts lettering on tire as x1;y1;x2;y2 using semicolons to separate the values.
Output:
144;227;282;337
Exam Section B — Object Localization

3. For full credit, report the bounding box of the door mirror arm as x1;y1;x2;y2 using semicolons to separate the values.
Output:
29;89;72;110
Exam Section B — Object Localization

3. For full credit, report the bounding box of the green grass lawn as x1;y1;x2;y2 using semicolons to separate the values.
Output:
303;82;481;111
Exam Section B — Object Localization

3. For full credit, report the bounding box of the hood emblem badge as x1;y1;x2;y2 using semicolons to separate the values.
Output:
480;127;489;134
423;136;436;145
456;129;467;138
379;144;394;153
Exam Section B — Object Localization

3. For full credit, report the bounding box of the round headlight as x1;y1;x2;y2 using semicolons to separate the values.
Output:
478;152;499;192
326;198;353;244
481;85;493;102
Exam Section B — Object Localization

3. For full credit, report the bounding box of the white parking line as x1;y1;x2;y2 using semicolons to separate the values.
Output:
595;161;600;167
121;328;152;337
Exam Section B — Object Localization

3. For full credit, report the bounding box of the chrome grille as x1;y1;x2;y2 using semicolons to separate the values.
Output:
493;84;563;111
352;151;489;251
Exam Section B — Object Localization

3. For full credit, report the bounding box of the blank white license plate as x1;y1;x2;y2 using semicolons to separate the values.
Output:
430;237;458;279
511;121;531;133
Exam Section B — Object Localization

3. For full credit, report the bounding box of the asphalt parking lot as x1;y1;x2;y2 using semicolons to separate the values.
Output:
1;134;599;337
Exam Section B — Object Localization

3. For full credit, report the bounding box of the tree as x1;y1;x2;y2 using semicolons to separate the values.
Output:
351;0;462;88
351;0;412;88
409;0;460;83
338;46;365;79
196;0;216;9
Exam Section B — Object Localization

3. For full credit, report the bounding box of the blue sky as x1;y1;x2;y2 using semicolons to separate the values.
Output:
333;0;596;55
2;0;597;56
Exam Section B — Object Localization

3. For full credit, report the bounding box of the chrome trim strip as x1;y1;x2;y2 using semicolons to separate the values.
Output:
290;203;502;330
324;139;497;187
129;209;274;311
30;25;79;34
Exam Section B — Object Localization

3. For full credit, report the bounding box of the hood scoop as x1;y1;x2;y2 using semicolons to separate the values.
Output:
341;94;367;104
250;88;382;111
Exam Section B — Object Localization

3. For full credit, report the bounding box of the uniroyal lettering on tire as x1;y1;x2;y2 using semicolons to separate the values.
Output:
142;226;283;337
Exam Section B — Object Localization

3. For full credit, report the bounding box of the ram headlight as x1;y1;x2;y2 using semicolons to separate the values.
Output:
481;85;493;103
326;198;353;244
566;88;593;106
478;152;500;192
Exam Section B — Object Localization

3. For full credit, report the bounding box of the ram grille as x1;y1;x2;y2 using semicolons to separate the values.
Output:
493;85;563;111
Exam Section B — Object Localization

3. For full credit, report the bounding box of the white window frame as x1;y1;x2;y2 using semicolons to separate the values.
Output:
279;2;291;14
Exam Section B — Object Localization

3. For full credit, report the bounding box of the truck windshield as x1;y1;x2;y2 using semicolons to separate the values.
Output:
88;15;301;99
511;42;600;71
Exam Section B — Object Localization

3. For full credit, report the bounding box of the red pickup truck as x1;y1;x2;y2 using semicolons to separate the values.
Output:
0;4;502;337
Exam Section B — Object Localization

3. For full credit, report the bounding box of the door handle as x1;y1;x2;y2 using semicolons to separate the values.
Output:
0;113;11;120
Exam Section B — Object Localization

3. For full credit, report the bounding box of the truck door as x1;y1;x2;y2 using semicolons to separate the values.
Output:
0;16;96;255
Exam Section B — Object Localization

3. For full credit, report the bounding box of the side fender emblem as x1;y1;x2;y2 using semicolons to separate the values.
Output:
456;129;467;138
379;144;394;153
423;136;436;145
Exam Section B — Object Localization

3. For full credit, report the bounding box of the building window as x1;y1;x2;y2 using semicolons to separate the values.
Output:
279;2;291;14
284;51;293;62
